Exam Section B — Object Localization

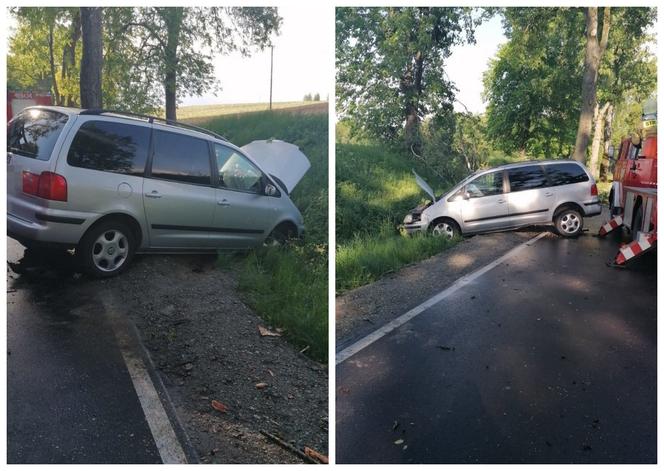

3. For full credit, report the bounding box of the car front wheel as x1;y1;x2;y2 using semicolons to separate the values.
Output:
78;220;135;277
429;219;460;239
554;208;583;237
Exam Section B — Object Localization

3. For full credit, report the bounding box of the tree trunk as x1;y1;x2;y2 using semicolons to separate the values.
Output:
163;8;184;121
589;102;610;179
62;10;81;107
402;51;424;151
573;7;610;163
80;7;103;109
48;23;61;105
600;103;614;181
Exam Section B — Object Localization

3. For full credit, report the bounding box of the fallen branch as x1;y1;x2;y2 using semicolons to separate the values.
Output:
259;430;318;464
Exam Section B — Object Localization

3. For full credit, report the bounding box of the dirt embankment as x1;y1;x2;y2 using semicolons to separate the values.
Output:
104;253;328;463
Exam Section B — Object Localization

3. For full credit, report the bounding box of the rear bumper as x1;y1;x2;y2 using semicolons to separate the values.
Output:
8;210;87;247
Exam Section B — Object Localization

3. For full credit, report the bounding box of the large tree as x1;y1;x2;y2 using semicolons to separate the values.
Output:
483;8;585;159
483;7;655;167
80;7;103;108
336;7;486;150
8;7;280;118
122;7;280;120
572;7;611;163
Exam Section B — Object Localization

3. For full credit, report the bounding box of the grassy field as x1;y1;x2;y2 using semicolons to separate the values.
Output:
175;101;326;124
201;106;328;363
336;130;461;292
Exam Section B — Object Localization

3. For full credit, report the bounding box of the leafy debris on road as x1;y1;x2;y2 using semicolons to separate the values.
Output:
258;325;282;337
437;345;455;351
304;446;329;464
255;382;269;389
211;400;230;413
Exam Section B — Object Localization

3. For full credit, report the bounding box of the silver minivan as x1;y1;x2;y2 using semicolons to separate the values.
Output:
403;160;601;238
7;107;309;277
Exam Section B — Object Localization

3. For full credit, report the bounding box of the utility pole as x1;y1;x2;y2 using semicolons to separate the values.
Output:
269;45;274;111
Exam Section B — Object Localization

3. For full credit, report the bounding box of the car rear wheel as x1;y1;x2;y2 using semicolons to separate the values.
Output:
78;220;135;277
554;208;583;237
429;219;460;239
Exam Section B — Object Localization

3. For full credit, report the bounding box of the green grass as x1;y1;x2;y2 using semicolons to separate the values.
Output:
175;101;326;125
202;109;328;363
336;132;462;292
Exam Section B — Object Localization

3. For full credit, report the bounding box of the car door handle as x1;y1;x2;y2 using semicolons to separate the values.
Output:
544;192;554;197
145;191;162;198
217;199;231;207
497;199;506;204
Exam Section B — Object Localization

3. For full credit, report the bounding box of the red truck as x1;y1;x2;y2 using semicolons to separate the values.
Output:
7;91;52;121
600;100;657;265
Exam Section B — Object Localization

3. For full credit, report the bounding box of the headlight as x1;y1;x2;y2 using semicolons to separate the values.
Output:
403;214;413;224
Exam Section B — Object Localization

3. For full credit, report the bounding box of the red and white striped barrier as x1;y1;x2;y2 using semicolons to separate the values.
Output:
598;216;623;236
614;232;657;265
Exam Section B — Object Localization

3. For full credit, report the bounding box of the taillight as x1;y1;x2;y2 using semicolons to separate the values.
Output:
22;171;67;201
590;183;598;196
22;171;40;195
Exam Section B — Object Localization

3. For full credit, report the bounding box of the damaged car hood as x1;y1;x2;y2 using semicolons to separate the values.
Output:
241;140;311;193
412;169;436;202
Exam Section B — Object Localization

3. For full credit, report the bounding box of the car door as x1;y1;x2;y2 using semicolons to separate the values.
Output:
210;143;279;248
143;129;216;248
459;170;509;233
505;164;552;227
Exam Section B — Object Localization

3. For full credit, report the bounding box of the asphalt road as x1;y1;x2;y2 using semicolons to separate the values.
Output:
6;239;162;464
336;225;656;463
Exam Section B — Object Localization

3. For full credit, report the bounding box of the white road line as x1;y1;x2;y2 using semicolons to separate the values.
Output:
103;298;188;464
336;232;548;365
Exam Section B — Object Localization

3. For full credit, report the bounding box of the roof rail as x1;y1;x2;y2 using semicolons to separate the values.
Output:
79;108;228;141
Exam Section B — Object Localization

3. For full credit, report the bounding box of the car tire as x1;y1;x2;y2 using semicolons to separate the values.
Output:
554;208;583;237
77;219;136;277
264;224;296;247
429;219;460;239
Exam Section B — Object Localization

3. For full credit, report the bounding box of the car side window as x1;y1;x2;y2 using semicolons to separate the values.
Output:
67;120;150;176
7;109;68;161
151;130;212;185
508;166;548;192
214;144;264;193
545;163;589;186
465;171;503;198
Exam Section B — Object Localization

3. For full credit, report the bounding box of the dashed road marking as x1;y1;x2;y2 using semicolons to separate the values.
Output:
336;232;548;365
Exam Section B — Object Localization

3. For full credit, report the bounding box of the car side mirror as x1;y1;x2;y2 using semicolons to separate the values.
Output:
463;191;471;200
264;183;278;196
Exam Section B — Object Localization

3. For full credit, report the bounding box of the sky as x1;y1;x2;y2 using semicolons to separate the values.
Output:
187;9;506;113
181;4;332;106
445;15;506;114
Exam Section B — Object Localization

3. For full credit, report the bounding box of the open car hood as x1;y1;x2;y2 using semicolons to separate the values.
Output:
412;169;436;202
241;140;311;193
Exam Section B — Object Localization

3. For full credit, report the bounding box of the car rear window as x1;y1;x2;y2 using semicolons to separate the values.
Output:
508;165;548;192
67;120;150;176
545;163;589;186
150;130;211;185
7;109;68;161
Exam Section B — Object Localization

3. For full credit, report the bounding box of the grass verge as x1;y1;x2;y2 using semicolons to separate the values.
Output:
203;109;328;363
336;137;460;293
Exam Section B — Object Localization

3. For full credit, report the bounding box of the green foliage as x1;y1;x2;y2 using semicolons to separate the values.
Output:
8;7;281;115
483;7;657;159
483;8;585;158
336;7;488;147
204;110;328;362
336;128;463;291
337;224;458;292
